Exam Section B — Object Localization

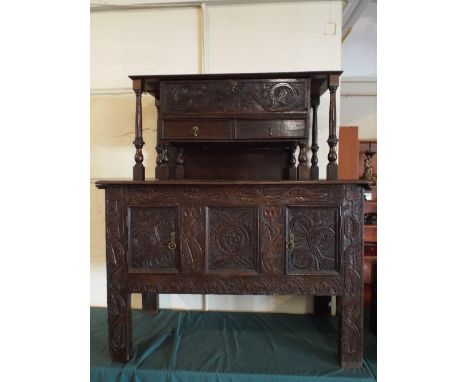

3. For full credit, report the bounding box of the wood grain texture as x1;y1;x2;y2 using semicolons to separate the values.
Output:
99;181;366;367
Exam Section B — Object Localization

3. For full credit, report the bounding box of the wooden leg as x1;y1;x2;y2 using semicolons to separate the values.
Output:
142;293;159;313
338;294;363;368
107;291;133;362
314;296;331;316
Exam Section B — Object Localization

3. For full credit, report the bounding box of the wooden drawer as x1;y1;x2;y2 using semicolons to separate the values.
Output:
236;119;306;139
162;119;232;140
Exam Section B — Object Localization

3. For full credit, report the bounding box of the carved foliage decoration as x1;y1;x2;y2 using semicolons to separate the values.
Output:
128;275;341;296
163;80;307;113
207;206;259;273
129;207;179;272
286;206;339;274
105;188;131;360
180;207;205;273
340;185;364;365
260;206;284;275
127;185;343;206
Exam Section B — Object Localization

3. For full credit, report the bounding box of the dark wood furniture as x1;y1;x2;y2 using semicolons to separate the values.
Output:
360;140;377;305
96;72;368;368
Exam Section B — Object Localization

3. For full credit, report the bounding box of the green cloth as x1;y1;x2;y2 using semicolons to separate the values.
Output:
91;307;376;382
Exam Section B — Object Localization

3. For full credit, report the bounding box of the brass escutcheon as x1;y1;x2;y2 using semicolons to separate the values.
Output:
286;232;295;250
192;125;199;137
168;231;177;250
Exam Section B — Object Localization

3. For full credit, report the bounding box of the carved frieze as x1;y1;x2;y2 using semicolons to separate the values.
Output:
127;185;343;205
127;275;342;296
162;80;308;113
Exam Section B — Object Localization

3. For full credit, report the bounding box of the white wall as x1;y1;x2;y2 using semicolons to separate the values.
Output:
341;0;376;139
91;0;343;313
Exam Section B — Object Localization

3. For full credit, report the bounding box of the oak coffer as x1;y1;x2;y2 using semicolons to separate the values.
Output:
96;72;369;368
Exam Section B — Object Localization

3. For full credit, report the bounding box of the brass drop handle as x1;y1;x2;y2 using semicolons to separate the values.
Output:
269;127;273;137
168;231;177;251
192;125;199;137
286;232;295;251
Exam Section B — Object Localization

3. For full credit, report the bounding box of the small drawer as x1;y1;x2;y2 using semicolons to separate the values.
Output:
162;119;231;140
236;120;306;139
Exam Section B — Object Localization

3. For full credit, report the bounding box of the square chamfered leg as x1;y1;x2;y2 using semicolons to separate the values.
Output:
142;293;159;313
105;187;133;362
338;294;364;368
107;291;133;362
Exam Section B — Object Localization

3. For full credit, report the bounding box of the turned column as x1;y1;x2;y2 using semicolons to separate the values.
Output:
297;142;309;180
327;74;339;180
311;95;320;180
132;79;145;181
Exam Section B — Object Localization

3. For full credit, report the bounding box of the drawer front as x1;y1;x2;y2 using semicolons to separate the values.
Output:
161;79;308;114
162;119;232;140
236;119;306;139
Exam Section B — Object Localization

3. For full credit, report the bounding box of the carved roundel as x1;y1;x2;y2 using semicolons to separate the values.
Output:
207;206;259;274
269;82;299;110
215;224;250;257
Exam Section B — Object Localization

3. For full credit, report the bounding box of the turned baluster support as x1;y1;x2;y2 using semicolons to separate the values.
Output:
132;80;145;181
175;148;185;179
327;74;339;180
311;96;320;180
288;144;298;180
156;143;170;179
297;142;309;180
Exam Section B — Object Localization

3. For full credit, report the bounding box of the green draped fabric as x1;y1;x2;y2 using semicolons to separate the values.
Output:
91;307;376;382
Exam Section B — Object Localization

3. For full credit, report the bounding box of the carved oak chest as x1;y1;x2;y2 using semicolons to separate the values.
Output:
96;72;367;368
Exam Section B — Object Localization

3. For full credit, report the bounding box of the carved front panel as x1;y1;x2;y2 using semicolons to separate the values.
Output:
128;207;179;273
286;206;340;275
161;79;308;114
207;206;259;274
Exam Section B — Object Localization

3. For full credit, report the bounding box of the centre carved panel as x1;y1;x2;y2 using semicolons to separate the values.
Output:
286;206;339;274
207;206;259;274
128;207;179;273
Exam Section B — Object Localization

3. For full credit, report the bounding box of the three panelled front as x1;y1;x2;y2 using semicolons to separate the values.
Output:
127;191;342;278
